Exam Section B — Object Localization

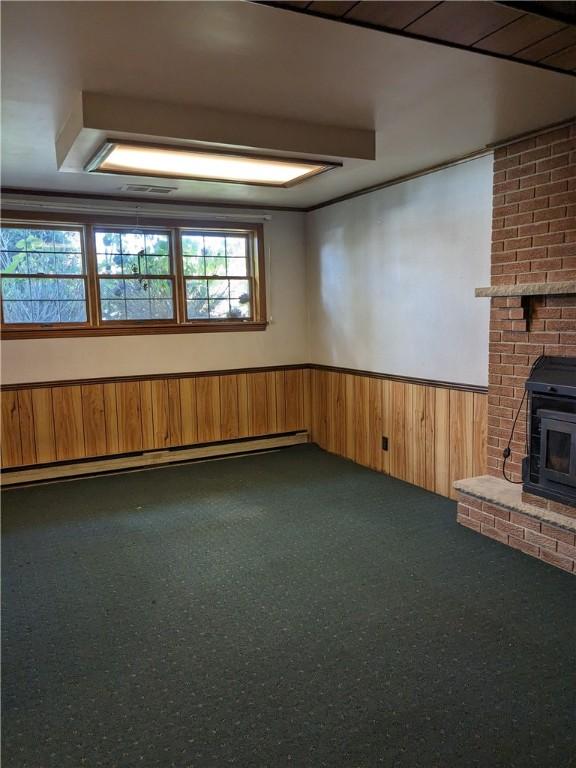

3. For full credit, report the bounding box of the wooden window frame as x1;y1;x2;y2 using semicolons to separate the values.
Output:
180;226;258;324
0;211;267;339
93;224;178;327
0;221;90;331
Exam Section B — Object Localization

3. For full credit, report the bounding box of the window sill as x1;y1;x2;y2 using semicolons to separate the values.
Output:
1;321;268;340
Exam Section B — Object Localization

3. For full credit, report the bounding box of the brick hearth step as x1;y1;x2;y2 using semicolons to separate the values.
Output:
454;475;576;575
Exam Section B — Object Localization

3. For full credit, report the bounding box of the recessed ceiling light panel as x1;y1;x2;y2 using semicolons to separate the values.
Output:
86;141;341;187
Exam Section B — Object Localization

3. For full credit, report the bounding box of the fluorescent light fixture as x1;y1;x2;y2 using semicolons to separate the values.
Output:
86;140;340;187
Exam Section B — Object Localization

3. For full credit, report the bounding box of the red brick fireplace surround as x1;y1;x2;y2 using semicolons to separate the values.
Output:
455;119;576;574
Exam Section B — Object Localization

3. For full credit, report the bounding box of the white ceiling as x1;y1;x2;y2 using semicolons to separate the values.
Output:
1;0;575;209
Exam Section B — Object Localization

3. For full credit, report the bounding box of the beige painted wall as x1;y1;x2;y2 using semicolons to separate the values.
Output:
1;209;308;384
2;158;493;387
306;155;492;387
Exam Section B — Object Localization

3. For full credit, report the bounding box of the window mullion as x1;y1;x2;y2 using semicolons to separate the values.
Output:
173;229;185;325
253;225;265;323
246;234;257;320
85;224;100;328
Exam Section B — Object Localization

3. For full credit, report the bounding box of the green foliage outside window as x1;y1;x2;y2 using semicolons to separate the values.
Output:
0;228;86;323
1;224;256;327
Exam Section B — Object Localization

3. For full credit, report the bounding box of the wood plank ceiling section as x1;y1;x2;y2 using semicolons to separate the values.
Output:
260;1;576;75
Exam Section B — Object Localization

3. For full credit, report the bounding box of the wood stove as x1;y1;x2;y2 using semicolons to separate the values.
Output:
523;357;576;508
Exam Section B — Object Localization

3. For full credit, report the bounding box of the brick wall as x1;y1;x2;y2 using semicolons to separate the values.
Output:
488;121;576;484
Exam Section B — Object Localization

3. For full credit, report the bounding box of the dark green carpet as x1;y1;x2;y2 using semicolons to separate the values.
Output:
2;445;575;768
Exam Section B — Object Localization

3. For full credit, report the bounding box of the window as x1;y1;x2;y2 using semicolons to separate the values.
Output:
0;216;266;338
95;229;175;322
0;225;87;325
182;232;252;321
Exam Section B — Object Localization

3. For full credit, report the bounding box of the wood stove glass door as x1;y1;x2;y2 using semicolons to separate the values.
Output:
539;413;576;489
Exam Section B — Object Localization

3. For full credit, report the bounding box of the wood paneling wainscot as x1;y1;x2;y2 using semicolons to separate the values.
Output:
310;368;487;500
1;364;486;499
1;367;310;471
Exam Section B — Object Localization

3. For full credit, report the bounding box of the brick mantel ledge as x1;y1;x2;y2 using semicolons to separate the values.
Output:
475;281;576;298
454;476;576;532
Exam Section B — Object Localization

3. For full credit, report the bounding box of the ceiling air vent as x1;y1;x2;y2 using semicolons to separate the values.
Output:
121;184;177;194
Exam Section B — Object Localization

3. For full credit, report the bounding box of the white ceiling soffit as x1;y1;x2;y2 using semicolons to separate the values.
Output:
1;1;575;208
56;92;375;173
